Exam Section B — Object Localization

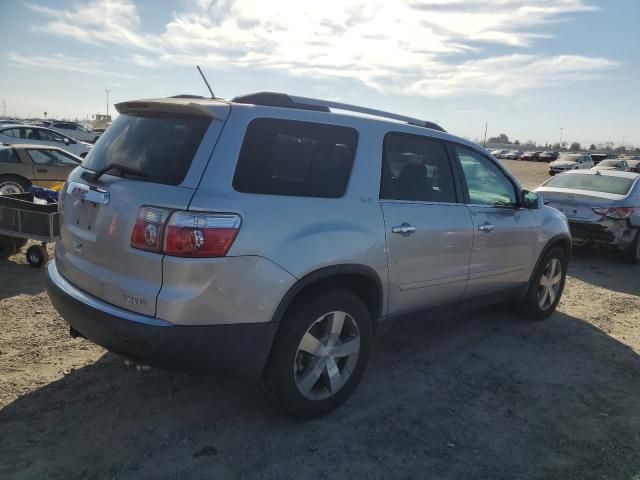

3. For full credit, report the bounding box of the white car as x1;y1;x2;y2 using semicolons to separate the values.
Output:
549;154;594;176
0;124;92;157
49;121;101;143
591;159;630;172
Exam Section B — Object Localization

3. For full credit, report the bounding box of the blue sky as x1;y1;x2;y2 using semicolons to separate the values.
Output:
1;0;638;147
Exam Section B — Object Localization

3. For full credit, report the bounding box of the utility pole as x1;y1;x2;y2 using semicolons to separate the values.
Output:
105;89;112;116
483;121;488;147
559;127;563;147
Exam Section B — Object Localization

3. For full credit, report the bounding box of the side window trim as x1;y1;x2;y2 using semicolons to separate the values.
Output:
447;141;522;209
379;131;464;204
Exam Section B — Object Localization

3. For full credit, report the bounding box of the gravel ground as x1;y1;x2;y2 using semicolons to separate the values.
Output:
1;160;639;480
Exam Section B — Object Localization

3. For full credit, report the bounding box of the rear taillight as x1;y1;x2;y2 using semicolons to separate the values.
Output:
592;207;636;219
130;207;241;257
131;207;171;252
164;212;241;257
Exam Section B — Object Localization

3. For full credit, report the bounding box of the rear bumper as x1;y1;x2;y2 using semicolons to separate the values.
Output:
45;261;278;377
568;220;638;251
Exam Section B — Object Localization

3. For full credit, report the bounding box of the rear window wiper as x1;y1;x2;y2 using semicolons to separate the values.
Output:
91;163;148;182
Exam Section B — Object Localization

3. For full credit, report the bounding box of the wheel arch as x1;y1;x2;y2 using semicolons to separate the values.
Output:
0;173;31;191
530;234;572;284
270;264;384;330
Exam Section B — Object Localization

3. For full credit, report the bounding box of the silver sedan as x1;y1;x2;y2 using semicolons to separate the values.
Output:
536;170;640;264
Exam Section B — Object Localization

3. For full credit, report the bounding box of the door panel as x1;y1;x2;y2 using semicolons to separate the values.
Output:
380;133;473;316
466;206;536;295
382;202;473;314
453;145;537;297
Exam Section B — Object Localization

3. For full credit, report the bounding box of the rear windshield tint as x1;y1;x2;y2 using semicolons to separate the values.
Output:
82;113;210;185
545;173;634;195
233;118;358;198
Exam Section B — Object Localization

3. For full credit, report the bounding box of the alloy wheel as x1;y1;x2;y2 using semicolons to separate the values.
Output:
294;311;360;400
538;258;562;310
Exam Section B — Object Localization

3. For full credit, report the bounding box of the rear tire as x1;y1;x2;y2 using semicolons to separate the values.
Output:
0;175;30;195
521;247;568;320
623;231;640;265
26;244;49;268
0;235;18;260
263;289;372;418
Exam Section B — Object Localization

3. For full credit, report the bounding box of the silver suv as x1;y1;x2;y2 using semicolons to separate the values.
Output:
46;92;571;418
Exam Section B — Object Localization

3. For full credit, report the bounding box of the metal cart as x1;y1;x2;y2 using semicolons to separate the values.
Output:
0;192;60;267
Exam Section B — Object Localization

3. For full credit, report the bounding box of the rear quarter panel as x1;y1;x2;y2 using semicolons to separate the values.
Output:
188;106;389;319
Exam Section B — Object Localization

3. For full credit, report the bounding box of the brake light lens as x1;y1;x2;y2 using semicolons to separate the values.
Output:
163;212;241;257
592;207;635;219
131;207;171;252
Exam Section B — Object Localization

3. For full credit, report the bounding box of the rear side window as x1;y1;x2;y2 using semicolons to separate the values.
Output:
0;148;20;163
380;133;457;203
82;113;210;185
233;118;358;198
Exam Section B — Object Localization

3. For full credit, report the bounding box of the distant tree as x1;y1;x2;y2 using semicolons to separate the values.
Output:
514;139;520;145
552;142;561;150
635;147;640;153
569;142;581;151
487;133;510;144
588;144;596;151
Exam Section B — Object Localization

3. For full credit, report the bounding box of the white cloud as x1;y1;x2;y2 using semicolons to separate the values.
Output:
6;51;136;79
24;0;615;97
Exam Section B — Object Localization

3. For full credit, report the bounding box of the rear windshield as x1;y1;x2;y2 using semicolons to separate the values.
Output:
545;173;634;195
82;113;210;185
233;118;358;198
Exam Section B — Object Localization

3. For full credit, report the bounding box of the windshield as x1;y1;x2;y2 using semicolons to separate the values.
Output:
82;113;210;185
544;173;634;195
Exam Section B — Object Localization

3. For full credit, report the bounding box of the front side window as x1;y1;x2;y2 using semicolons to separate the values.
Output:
233;118;358;198
380;133;457;203
20;128;40;141
38;129;65;143
455;146;517;207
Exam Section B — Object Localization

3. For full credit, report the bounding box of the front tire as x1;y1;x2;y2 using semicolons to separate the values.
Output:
522;247;568;320
264;289;372;418
26;244;49;268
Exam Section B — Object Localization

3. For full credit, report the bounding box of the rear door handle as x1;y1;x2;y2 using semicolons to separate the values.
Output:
392;223;416;236
37;169;48;173
478;222;495;233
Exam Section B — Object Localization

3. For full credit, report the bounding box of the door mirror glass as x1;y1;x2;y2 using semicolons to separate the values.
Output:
523;190;542;209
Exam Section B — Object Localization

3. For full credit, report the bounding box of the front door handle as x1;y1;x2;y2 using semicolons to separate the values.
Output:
392;223;416;236
37;168;48;173
478;222;495;233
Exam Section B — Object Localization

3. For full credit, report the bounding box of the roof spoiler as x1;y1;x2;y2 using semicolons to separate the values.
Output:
115;99;216;118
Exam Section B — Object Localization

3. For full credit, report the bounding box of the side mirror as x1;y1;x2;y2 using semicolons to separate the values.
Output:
63;138;70;145
523;190;543;209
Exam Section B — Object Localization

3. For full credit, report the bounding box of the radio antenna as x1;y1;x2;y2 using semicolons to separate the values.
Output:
197;65;215;98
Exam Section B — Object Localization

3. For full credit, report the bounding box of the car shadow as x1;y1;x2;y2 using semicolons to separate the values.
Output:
0;255;47;300
1;309;639;479
567;246;640;296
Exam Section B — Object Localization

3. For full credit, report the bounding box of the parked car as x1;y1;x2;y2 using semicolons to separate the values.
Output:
49;121;101;143
591;159;631;172
627;159;640;173
0;125;91;158
539;151;559;162
490;149;509;158
536;170;640;263
589;153;609;165
548;154;594;175
0;144;82;194
504;150;522;160
46;92;571;418
521;151;541;161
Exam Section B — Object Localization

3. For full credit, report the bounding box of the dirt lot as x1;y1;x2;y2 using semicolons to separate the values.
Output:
1;160;639;480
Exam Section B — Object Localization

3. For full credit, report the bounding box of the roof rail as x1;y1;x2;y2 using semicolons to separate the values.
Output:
231;91;445;132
